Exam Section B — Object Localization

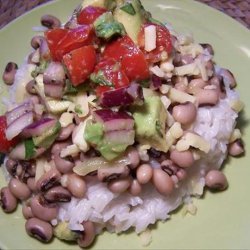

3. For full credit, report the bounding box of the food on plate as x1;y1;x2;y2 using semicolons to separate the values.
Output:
0;0;245;248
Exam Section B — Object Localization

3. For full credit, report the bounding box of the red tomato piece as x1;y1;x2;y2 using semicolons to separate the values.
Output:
63;45;97;86
45;25;95;61
0;116;19;153
103;35;149;81
45;28;69;61
92;58;130;96
138;23;172;63
77;6;107;25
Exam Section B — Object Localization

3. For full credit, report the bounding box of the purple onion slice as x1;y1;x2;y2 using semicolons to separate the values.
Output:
6;102;33;126
93;109;134;132
43;62;66;85
21;117;57;138
151;74;162;90
5;112;34;140
100;83;143;108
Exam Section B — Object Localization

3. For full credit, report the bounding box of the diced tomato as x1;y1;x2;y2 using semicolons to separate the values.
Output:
77;6;107;25
45;28;68;61
138;23;172;63
0;116;19;153
45;25;95;61
63;45;97;86
92;58;130;96
103;35;150;81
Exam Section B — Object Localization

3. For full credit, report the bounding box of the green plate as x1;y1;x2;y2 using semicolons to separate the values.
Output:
1;0;250;249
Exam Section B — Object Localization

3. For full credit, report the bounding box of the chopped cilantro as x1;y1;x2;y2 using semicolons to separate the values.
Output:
31;60;48;78
64;79;78;95
24;139;36;160
90;70;114;87
120;3;136;15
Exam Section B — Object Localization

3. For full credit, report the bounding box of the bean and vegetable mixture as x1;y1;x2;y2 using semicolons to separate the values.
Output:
0;0;245;248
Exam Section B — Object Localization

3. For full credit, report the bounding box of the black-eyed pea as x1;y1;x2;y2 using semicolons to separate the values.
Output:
172;102;197;125
25;217;53;242
136;164;153;185
107;177;131;194
127;147;140;169
8;178;31;201
22;201;34;219
2;62;18;85
77;221;95;248
195;89;219;106
27;177;37;192
30;195;58;222
36;168;61;192
129;179;142;196
41;14;61;29
152;169;174;196
170;150;194;168
0;187;18;213
205;170;228;191
228;139;244;157
67;173;87;199
44;186;71;202
188;78;208;94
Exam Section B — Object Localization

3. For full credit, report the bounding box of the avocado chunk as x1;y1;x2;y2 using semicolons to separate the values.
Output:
85;121;135;161
54;222;78;241
132;96;168;152
33;121;61;148
81;0;116;10
94;12;126;40
113;0;146;44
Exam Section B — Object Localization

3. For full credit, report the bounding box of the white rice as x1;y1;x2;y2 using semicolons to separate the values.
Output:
57;98;238;235
6;50;239;239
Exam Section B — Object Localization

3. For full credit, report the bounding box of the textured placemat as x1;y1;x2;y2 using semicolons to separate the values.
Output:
0;0;249;29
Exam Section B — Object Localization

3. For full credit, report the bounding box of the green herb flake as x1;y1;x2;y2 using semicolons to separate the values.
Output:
120;3;136;15
64;79;78;95
24;139;36;160
90;70;114;87
155;120;163;138
31;60;48;78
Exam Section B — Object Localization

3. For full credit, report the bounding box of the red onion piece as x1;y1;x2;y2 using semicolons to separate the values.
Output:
9;143;26;160
100;83;143;107
21;118;57;138
173;53;194;67
105;130;135;145
5;112;34;140
43;62;65;86
44;84;64;99
9;142;46;160
151;74;162;90
93;109;134;132
6;102;33;126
